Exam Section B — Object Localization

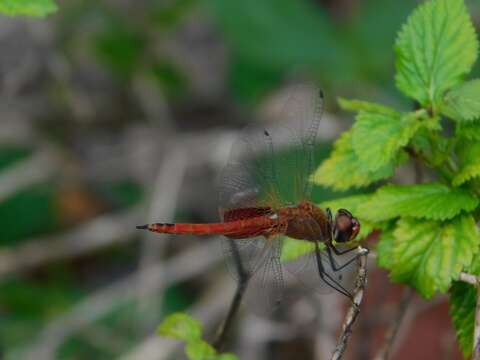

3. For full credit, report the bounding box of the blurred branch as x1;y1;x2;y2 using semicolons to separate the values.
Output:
136;146;188;330
0;207;141;277
24;239;223;360
331;246;369;360
373;287;414;360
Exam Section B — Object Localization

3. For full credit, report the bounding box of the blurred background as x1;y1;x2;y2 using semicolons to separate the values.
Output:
1;0;480;359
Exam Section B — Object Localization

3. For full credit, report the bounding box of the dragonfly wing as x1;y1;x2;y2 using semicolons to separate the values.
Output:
220;235;271;280
244;237;285;315
218;83;324;213
275;83;324;202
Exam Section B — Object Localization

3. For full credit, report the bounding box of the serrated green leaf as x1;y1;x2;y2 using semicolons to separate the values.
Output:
337;98;398;117
449;253;480;358
312;130;395;191
281;237;319;262
394;0;478;109
442;80;480;122
185;339;216;360
0;0;57;17
352;112;421;172
453;142;480;186
358;182;478;222
391;215;479;298
450;280;477;357
457;122;480;141
157;313;202;341
376;223;396;270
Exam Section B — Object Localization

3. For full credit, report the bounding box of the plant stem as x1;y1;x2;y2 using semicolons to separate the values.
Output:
213;239;250;352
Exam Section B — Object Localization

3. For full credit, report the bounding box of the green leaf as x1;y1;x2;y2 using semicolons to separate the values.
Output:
185;339;216;360
391;215;479;298
442;80;480;121
337;98;398;117
457;122;480;141
450;280;477;357
216;353;239;360
0;0;57;17
281;237;319;262
312;130;395;191
376;223;396;270
453;142;480;186
157;313;202;342
352;112;421;172
449;254;480;357
394;0;478;109
358;182;479;222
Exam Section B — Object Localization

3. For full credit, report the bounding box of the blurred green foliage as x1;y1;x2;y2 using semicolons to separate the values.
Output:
0;0;57;17
0;183;59;245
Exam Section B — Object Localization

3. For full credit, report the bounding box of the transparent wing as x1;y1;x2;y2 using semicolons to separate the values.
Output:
220;236;271;280
244;237;285;316
277;83;324;203
218;83;324;214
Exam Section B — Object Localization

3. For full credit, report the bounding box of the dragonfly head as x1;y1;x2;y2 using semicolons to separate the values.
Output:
333;209;360;243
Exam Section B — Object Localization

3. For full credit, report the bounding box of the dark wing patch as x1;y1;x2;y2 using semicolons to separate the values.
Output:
223;207;273;221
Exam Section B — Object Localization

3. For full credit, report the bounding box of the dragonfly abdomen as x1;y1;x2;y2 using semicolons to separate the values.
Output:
137;215;281;238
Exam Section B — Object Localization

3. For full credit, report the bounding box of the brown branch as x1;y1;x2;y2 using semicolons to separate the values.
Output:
373;287;414;360
331;246;369;360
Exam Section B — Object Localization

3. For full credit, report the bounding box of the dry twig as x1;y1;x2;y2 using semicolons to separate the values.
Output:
331;246;369;360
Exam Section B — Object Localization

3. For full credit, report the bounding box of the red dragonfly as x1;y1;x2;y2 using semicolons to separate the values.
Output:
137;85;361;310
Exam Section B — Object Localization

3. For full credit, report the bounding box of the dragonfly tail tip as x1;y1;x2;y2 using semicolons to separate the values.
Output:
136;224;149;230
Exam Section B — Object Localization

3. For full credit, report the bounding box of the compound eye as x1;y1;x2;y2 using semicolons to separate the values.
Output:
333;210;359;243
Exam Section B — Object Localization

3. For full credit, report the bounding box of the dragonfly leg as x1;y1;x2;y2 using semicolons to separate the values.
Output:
331;245;359;256
326;246;364;272
314;241;353;300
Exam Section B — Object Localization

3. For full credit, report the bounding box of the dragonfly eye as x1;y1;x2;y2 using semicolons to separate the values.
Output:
333;209;360;243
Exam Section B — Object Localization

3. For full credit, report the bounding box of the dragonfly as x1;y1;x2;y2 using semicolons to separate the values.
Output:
137;84;361;312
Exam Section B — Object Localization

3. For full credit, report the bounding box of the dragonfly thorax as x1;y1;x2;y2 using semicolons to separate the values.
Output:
280;202;331;242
